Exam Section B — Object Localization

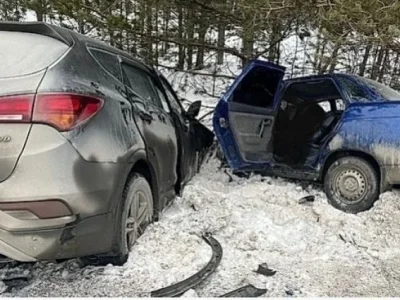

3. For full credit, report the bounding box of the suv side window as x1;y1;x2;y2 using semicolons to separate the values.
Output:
160;77;184;115
122;64;161;107
153;83;171;113
88;48;122;81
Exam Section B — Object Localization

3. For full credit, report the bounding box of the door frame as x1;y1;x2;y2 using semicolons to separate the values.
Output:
119;56;179;204
156;73;200;188
213;60;286;170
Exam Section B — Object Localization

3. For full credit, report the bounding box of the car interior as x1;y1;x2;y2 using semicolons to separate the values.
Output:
273;79;345;167
228;66;345;167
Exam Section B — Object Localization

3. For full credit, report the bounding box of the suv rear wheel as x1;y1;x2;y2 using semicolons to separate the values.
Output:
81;173;154;266
324;156;379;213
114;173;154;265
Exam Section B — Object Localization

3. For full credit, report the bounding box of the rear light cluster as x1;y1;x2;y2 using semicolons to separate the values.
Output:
0;93;103;131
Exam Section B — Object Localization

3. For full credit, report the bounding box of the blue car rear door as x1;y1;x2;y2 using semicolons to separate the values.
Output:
213;60;285;170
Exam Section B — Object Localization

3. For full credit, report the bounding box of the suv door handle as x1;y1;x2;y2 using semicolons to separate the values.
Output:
138;111;153;123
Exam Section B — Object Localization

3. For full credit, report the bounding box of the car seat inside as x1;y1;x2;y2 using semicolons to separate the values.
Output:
273;79;345;168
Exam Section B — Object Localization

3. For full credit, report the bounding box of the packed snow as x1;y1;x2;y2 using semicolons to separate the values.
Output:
2;158;400;297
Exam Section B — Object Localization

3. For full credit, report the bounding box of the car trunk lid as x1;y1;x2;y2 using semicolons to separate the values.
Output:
0;28;70;182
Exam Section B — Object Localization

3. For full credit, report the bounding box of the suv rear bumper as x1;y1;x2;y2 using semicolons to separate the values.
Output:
0;213;112;261
0;125;125;261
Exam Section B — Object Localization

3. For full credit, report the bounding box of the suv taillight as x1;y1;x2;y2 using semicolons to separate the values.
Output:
0;93;103;131
0;94;34;122
34;93;103;131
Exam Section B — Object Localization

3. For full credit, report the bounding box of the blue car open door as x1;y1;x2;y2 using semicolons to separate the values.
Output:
213;60;285;170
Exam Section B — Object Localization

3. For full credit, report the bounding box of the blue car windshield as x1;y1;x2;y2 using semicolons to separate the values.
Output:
360;77;400;101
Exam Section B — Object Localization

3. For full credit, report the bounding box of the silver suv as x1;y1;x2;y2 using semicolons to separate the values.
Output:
0;22;213;265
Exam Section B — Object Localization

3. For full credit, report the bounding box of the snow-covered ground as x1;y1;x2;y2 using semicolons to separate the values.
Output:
2;159;400;297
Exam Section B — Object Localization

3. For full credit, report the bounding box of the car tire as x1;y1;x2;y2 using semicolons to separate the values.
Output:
324;156;379;213
81;173;154;266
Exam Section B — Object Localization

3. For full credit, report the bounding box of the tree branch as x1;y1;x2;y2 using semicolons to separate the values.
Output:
157;63;236;80
124;29;247;61
192;0;241;23
254;17;296;59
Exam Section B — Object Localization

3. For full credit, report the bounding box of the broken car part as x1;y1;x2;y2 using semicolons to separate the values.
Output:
298;195;315;204
150;234;222;297
219;284;267;297
2;275;31;293
254;263;276;277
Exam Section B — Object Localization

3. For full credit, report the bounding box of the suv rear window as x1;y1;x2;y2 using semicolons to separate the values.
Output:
0;31;69;78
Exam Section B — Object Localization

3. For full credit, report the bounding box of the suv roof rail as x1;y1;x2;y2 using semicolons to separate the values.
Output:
0;21;73;46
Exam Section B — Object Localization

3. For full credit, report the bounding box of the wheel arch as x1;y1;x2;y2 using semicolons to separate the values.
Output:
91;152;160;264
125;151;160;218
321;150;384;191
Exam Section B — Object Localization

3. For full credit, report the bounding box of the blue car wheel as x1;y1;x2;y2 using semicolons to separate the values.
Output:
324;156;379;213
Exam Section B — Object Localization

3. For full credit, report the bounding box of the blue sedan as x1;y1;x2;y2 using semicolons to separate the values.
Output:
213;60;400;213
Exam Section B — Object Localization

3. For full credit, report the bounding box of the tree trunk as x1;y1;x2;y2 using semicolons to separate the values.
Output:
196;11;207;68
359;44;372;77
241;26;254;66
316;38;327;74
268;23;281;63
276;42;281;65
217;5;226;65
161;6;170;57
137;0;146;58
77;17;85;34
177;4;185;69
186;7;195;69
145;3;153;64
35;10;43;21
130;0;139;56
154;1;159;65
115;0;124;50
389;52;400;87
371;46;384;80
328;44;341;73
378;48;390;82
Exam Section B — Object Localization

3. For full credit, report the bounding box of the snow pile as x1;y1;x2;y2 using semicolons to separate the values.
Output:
2;159;400;296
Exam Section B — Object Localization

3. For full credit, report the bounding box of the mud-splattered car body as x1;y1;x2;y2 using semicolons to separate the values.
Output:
214;60;400;212
0;22;213;262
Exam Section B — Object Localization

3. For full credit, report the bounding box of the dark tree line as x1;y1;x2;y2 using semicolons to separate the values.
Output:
2;0;400;87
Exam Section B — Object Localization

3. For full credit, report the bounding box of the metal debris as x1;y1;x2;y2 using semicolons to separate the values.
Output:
219;284;267;297
298;195;315;204
150;233;223;297
2;276;31;293
254;263;276;277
